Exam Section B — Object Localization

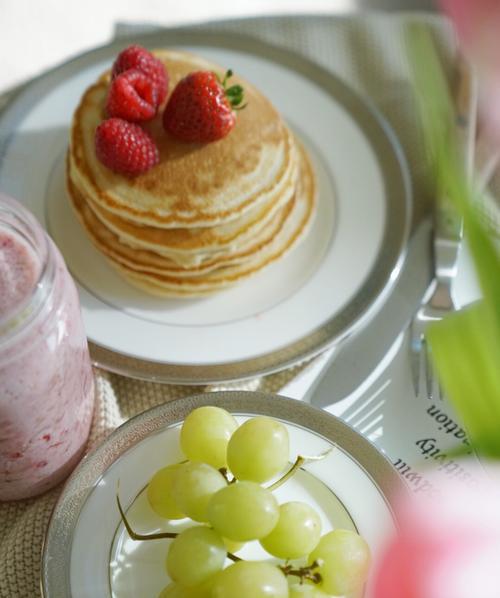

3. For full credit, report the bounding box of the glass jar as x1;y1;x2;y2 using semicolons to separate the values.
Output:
0;193;95;500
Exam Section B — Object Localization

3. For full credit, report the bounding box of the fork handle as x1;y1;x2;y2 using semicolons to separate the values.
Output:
434;56;477;290
434;196;462;288
424;279;455;311
455;55;477;177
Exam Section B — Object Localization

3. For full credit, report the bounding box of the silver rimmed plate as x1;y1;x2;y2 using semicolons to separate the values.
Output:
41;391;403;597
0;30;411;383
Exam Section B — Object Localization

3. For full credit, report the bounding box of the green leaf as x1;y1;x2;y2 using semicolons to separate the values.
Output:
427;303;500;458
406;22;500;457
225;83;245;109
405;23;458;184
226;84;243;96
462;201;500;330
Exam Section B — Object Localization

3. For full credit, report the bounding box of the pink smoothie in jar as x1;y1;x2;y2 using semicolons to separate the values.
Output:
0;193;95;500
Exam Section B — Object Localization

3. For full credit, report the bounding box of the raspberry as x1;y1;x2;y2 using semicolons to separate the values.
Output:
106;69;159;121
94;118;159;177
112;45;168;105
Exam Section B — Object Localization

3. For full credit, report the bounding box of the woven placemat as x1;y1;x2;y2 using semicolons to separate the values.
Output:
0;12;461;597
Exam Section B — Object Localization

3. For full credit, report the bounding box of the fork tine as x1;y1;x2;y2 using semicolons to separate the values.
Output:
423;337;435;400
423;338;445;401
410;322;423;396
418;335;427;399
435;365;444;401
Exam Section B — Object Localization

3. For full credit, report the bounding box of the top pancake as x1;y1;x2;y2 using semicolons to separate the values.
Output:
69;50;293;228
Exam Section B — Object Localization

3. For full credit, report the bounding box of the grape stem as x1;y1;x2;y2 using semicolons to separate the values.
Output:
218;467;237;484
267;448;333;492
116;493;177;540
116;490;241;561
116;446;331;562
226;552;242;562
279;561;323;585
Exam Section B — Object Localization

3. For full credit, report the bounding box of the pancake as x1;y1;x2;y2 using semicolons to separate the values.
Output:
67;137;298;267
68;172;296;278
69;50;295;229
103;143;316;297
67;47;318;297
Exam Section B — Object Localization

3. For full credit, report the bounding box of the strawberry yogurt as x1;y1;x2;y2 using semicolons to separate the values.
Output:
0;193;95;500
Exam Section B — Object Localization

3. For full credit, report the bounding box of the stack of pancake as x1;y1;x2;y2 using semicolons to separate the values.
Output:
67;50;316;297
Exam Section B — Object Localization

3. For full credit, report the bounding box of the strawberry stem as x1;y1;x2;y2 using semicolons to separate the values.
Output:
222;69;233;87
218;69;247;110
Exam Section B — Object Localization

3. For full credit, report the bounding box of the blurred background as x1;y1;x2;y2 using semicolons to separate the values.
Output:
0;0;436;92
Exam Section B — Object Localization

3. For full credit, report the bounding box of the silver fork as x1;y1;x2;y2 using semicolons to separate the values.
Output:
409;201;462;399
410;57;476;400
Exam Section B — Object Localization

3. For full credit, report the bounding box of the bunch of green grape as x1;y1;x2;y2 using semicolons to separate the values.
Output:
142;406;370;598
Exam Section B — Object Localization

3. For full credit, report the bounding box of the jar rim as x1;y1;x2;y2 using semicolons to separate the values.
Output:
0;196;55;341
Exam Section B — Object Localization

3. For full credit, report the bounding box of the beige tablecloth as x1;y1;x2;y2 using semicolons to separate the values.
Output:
0;12;458;597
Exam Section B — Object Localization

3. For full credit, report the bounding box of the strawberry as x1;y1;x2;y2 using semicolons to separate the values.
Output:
112;45;168;105
163;69;245;143
94;118;159;177
106;69;159;121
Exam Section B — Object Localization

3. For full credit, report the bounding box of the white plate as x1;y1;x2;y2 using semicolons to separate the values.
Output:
0;31;411;383
41;391;403;597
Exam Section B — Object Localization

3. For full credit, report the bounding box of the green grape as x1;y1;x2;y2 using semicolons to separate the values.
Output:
260;501;322;559
166;526;226;587
158;583;181;597
308;529;371;596
288;583;318;597
227;416;289;483
180;406;238;469
158;581;213;598
287;582;331;598
158;583;195;597
207;481;279;541
222;537;245;554
171;461;226;522
147;464;185;520
211;561;288;598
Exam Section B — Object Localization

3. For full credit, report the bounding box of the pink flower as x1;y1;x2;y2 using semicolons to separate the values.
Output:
439;0;499;53
440;0;500;141
373;467;500;598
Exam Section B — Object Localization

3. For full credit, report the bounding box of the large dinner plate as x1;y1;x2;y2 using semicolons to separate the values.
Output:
41;391;403;597
0;30;411;383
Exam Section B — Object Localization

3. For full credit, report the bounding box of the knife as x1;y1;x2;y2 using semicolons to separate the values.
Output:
301;218;433;407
